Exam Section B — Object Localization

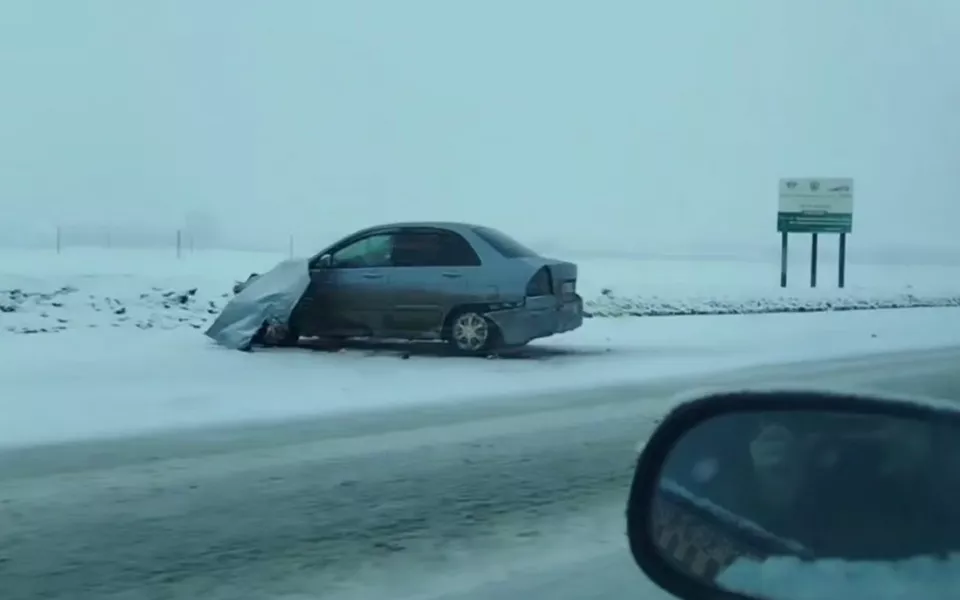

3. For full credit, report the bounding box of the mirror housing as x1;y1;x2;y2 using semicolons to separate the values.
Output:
626;389;960;600
314;254;332;268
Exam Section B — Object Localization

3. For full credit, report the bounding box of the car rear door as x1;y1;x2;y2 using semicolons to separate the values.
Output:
384;229;480;337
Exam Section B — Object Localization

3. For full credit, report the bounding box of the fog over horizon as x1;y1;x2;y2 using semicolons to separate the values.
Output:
2;1;959;261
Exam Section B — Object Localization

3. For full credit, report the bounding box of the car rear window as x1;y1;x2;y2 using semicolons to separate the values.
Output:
472;227;540;258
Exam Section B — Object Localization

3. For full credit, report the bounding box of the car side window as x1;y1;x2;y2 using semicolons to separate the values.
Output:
391;232;440;267
436;231;481;266
390;231;482;267
330;233;394;268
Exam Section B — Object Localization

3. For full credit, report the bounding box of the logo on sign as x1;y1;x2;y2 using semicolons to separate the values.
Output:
785;181;797;189
809;181;820;192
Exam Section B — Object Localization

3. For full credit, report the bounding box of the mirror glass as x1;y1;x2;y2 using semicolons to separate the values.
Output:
649;409;960;600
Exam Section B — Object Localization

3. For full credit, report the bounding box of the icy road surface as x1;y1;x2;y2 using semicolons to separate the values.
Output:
3;347;960;600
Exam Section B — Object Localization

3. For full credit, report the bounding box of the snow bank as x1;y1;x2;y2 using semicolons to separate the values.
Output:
578;256;960;318
718;553;960;600
5;282;960;336
0;284;224;334
585;289;960;318
3;248;960;335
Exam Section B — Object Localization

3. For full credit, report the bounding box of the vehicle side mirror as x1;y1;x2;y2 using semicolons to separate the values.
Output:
626;389;960;600
314;254;332;268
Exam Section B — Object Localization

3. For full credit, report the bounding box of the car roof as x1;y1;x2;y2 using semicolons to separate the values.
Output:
357;221;489;235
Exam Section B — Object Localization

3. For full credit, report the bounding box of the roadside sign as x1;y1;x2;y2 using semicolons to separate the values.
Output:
777;178;853;234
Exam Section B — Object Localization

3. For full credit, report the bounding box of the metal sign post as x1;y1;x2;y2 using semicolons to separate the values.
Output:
777;178;854;288
810;233;818;288
838;233;847;288
779;232;788;287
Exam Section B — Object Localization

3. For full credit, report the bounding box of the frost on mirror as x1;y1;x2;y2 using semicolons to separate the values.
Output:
649;409;960;600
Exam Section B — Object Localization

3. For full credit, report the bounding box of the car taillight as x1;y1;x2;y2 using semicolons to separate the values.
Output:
526;268;552;296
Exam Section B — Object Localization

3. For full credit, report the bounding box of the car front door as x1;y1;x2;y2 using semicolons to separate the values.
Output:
307;232;396;336
384;229;481;338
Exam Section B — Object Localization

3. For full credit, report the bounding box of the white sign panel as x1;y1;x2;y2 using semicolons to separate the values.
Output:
778;178;854;214
777;178;854;234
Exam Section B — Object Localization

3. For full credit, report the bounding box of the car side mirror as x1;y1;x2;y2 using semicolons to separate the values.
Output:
314;254;332;268
626;389;960;600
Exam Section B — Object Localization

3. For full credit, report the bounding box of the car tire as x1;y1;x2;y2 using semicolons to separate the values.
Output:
260;322;300;347
275;325;301;347
446;310;499;354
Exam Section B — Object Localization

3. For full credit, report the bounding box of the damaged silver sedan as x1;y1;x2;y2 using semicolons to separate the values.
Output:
206;222;584;354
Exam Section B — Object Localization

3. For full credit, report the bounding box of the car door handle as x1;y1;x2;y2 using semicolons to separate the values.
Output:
441;272;462;278
362;273;384;279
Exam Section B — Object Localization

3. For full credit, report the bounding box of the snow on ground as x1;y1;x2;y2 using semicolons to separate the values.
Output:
3;248;957;600
2;304;960;447
2;248;960;335
2;246;959;446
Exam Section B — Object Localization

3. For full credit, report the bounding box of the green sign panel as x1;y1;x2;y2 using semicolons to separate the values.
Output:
777;212;852;234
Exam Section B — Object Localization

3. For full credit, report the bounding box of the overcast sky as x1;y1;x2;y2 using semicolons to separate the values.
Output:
1;1;958;256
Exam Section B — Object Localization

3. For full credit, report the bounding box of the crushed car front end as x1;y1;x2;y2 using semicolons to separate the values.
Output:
205;259;311;350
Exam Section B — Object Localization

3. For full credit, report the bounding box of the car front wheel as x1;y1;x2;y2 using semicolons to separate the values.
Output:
260;321;300;347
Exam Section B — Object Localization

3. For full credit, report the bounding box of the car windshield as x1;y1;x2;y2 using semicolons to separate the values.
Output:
471;226;540;258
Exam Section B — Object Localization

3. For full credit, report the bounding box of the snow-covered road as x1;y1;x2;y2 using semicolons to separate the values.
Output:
3;346;960;600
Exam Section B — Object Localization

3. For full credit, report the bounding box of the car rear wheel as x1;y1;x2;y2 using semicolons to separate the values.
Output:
447;310;498;354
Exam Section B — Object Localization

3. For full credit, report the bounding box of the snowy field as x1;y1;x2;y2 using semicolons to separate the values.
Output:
2;247;960;335
1;245;960;446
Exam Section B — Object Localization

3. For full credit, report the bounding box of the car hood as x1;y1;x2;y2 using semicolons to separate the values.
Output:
204;258;311;350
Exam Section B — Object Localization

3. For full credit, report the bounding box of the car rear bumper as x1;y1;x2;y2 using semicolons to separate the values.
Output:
486;294;584;346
